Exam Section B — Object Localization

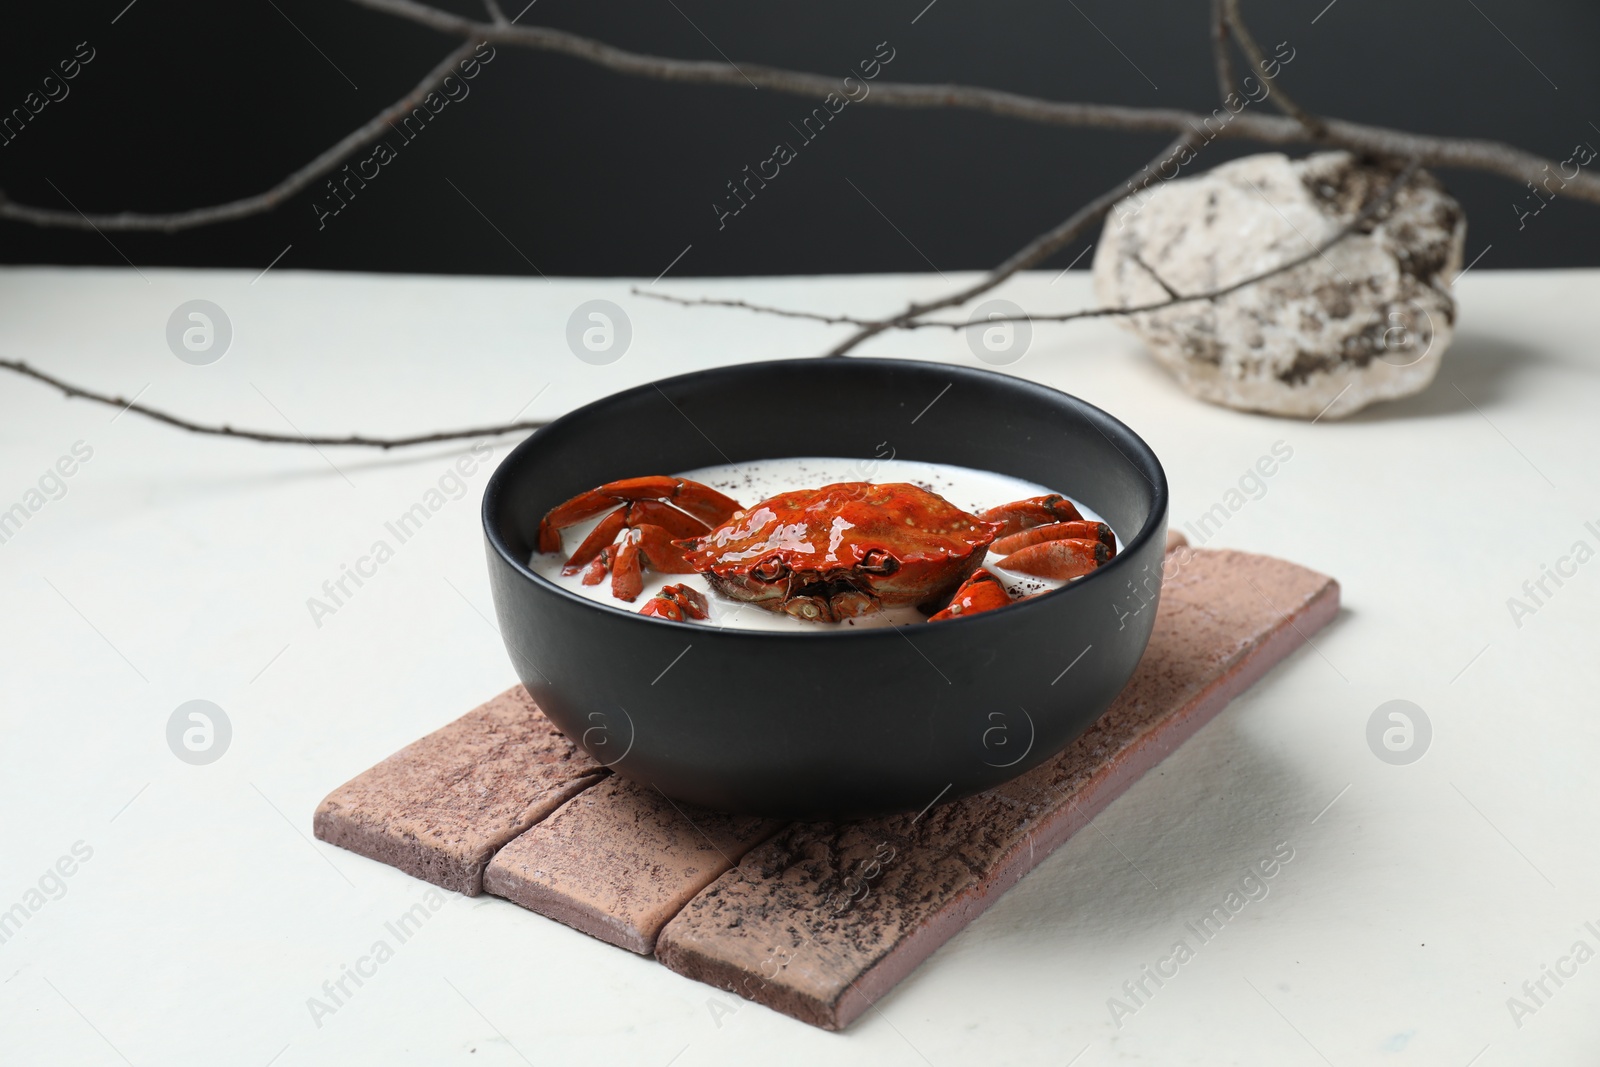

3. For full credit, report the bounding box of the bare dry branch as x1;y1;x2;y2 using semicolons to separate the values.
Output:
1209;0;1237;104
0;360;545;448
0;39;480;233
812;131;1205;356
347;0;1600;200
1;0;1596;233
1131;252;1182;299
0;161;1415;447
921;158;1422;326
633;290;872;327
0;1;1527;452
1223;0;1326;138
641;160;1421;332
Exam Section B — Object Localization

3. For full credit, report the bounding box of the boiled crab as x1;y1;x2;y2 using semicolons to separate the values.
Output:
537;477;1116;622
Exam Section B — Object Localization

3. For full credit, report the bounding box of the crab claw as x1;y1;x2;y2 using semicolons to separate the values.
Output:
610;540;645;601
639;583;709;622
538;476;741;553
979;494;1084;539
992;520;1115;557
929;568;1012;621
996;537;1109;580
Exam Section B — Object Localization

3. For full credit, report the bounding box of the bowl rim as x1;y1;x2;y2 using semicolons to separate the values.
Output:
482;358;1168;640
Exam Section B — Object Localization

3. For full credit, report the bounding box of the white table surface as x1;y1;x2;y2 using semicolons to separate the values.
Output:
2;265;1597;1066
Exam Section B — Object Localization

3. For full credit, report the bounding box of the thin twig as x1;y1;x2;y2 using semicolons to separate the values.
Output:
632;290;871;326
817;131;1204;356
1223;0;1326;137
1209;0;1236;104
0;360;545;448
482;0;507;25
1130;252;1181;299
924;158;1421;326
0;39;481;233
2;0;1598;232
644;160;1421;331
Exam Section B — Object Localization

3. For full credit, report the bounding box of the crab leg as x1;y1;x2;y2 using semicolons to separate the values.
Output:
992;520;1115;557
560;498;714;575
627;499;719;539
978;494;1084;539
537;476;741;553
639;583;710;621
996;537;1109;580
561;509;627;575
662;481;743;527
929;569;1012;621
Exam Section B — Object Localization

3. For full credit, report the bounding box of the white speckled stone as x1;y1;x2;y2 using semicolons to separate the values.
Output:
1093;151;1466;419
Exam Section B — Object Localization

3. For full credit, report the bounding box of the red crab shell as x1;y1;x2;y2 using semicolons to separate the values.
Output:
678;481;1001;622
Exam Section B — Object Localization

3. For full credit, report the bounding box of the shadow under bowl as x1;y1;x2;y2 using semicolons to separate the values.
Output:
483;358;1168;819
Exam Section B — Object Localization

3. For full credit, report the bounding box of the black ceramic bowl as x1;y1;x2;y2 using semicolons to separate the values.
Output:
483;358;1168;819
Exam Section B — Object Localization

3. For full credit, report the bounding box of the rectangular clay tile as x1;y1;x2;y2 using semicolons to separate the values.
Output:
655;547;1339;1030
484;776;782;953
314;686;605;895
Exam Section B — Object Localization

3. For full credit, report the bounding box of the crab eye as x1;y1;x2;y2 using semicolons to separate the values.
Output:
752;557;787;582
858;550;899;576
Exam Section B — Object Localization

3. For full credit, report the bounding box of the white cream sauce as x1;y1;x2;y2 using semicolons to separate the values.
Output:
529;457;1118;632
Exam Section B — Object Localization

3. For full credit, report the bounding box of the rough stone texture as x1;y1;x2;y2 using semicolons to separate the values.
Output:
655;547;1339;1030
1093;151;1466;419
484;776;782;953
314;686;605;895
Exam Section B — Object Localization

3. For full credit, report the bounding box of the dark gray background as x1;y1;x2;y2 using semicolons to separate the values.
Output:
2;0;1596;276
